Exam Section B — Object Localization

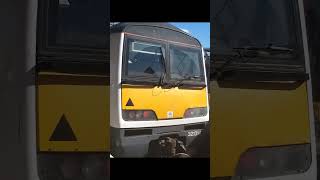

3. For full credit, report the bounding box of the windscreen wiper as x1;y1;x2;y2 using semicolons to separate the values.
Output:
121;75;160;83
173;75;202;87
157;47;167;87
234;45;294;55
213;45;296;80
234;45;297;62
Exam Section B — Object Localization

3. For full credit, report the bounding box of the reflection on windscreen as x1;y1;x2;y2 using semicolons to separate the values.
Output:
126;40;164;77
213;0;295;49
49;0;107;48
170;46;202;79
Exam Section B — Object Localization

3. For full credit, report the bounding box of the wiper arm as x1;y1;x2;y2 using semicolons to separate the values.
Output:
213;50;246;79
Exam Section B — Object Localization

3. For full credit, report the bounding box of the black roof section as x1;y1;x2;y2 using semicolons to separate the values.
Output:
111;23;185;34
111;23;202;47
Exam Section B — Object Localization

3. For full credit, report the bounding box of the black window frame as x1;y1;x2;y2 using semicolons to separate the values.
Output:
122;34;206;85
37;0;109;62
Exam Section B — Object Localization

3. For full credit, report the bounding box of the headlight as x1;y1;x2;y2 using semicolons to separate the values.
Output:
184;107;207;118
122;110;157;121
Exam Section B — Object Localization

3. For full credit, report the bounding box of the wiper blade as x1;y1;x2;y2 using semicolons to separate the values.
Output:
122;74;159;81
213;45;296;80
265;46;293;52
174;75;202;87
158;73;165;87
234;45;294;53
121;77;159;85
233;45;296;60
157;47;167;87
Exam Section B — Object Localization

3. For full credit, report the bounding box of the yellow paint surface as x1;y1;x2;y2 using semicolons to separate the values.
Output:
37;73;109;152
122;85;207;119
210;81;310;177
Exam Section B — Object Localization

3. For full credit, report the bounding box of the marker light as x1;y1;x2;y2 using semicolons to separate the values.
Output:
122;110;157;121
235;144;311;179
184;107;208;118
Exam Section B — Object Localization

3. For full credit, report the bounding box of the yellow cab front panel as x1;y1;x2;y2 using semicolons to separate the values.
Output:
37;72;109;152
122;85;207;119
210;81;310;177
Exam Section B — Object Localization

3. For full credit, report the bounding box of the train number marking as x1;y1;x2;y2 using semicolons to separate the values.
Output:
188;130;201;137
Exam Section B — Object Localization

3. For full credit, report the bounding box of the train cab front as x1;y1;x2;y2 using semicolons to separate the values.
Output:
110;23;210;158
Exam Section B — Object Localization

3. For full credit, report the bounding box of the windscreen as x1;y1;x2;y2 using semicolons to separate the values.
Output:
47;0;108;49
169;45;204;80
125;39;165;78
212;0;297;49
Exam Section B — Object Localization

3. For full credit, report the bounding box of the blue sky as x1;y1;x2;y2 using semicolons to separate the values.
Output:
170;22;210;48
